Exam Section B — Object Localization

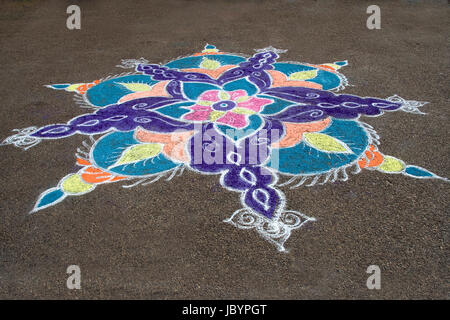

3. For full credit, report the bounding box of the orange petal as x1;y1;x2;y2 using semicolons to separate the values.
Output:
358;145;384;168
84;166;105;174
81;172;112;184
109;176;126;182
77;158;91;166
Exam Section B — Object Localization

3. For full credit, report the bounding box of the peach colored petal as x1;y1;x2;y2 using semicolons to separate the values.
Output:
267;70;323;89
162;131;194;163
135;129;194;163
135;130;172;144
272;118;331;149
118;81;170;103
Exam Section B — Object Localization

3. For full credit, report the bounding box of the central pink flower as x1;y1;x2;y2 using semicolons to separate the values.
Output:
183;89;273;128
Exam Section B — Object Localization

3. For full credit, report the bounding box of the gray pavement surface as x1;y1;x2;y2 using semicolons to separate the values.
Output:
0;0;448;299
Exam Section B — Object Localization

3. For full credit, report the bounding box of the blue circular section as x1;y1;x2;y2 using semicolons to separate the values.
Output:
164;54;246;69
212;100;235;111
267;119;369;175
92;131;178;177
273;62;342;91
85;75;157;107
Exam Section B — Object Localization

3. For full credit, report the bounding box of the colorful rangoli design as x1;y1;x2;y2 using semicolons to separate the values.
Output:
2;45;447;251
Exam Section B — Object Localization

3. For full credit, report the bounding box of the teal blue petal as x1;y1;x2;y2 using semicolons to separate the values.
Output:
404;166;434;178
86;75;157;107
309;70;341;90
223;78;258;96
165;54;246;69
32;188;66;212
216;115;263;141
155;102;194;119
266;120;368;175
182;82;220;100
273;63;316;74
273;62;342;90
47;84;70;90
258;95;294;115
92;131;178;177
335;61;348;66
109;153;178;176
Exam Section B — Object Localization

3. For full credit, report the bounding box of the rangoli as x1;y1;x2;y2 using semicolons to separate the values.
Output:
2;45;446;251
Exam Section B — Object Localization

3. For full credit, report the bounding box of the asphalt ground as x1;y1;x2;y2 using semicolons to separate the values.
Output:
0;0;448;299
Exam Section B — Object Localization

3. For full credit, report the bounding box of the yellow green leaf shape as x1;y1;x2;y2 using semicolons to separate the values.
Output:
288;70;318;81
303;133;352;154
113;143;162;166
219;91;230;100
116;82;153;92
65;83;84;92
233;107;256;115
377;156;405;173
200;57;221;70
209;110;225;121
61;174;95;195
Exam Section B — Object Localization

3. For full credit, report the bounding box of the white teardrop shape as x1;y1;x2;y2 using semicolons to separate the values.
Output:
239;167;257;186
252;188;270;211
78;119;100;127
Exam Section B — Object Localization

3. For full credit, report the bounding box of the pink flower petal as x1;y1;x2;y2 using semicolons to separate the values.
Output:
198;90;220;102
237;97;273;112
216;111;247;128
183;109;212;121
190;104;212;111
229;90;247;101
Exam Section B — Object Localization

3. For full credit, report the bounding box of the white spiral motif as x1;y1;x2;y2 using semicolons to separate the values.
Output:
224;208;316;252
280;211;304;228
132;103;149;110
305;92;320;99
225;209;263;229
162;72;177;79
0;126;41;150
185;74;203;80
283;109;324;121
385;95;427;114
308;110;324;118
231;70;245;76
134;116;153;124
258;220;288;238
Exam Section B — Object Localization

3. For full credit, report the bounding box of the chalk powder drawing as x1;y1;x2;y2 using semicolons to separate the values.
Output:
2;45;447;251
